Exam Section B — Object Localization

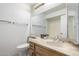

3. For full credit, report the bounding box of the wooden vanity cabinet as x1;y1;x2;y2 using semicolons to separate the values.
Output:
28;42;35;56
29;42;66;56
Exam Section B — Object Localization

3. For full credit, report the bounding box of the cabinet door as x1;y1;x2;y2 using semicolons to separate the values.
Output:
29;49;35;56
35;44;65;56
35;53;41;56
29;42;35;56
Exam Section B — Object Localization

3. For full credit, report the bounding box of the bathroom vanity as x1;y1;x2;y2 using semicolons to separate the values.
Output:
29;41;66;56
28;37;79;56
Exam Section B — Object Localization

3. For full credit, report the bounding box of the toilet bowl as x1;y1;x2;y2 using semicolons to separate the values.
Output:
16;43;29;56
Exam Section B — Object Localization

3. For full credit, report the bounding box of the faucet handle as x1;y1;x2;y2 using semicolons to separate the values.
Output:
59;33;66;42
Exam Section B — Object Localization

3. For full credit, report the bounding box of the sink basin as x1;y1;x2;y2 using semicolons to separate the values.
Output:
46;40;63;47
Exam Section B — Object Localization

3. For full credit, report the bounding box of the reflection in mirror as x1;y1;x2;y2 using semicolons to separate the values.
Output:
45;3;67;42
30;3;79;45
67;3;79;44
47;16;61;38
31;3;67;40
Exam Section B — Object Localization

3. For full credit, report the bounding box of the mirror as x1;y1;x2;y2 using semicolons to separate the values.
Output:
47;16;61;38
46;3;67;40
30;3;79;44
67;3;79;44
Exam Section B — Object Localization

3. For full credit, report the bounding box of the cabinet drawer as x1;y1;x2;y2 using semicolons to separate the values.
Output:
35;44;65;56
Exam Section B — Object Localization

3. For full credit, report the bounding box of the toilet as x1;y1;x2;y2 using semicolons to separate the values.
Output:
16;43;29;56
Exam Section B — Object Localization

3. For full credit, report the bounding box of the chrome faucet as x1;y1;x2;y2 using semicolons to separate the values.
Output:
52;33;65;42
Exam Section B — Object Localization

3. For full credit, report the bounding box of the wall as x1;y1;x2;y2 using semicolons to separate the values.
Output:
47;16;60;37
76;3;79;44
67;3;79;44
60;15;67;38
68;16;75;40
31;14;47;36
77;4;79;44
47;15;67;39
45;8;66;19
0;3;31;55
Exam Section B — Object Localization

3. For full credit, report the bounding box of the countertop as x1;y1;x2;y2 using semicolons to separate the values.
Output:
29;37;79;56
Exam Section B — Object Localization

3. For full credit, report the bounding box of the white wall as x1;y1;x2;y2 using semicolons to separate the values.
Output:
68;16;75;40
67;3;79;44
31;14;47;36
0;3;31;55
46;14;67;39
32;14;46;26
76;3;79;44
45;8;66;19
0;3;30;24
47;16;60;37
60;15;67;38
